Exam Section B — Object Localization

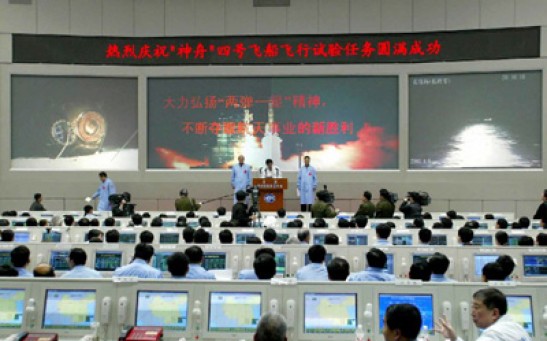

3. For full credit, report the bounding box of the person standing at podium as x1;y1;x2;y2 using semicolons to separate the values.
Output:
297;155;317;212
259;159;282;178
231;155;252;203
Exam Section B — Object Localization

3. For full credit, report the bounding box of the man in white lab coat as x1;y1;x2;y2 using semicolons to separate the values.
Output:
231;155;252;203
297;155;317;212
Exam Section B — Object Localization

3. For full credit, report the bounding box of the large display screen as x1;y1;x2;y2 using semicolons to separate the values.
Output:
409;71;541;169
42;289;96;329
506;295;534;336
523;255;547;277
136;291;188;331
11;76;138;170
148;77;398;170
303;293;357;334
208;292;261;333
0;289;25;328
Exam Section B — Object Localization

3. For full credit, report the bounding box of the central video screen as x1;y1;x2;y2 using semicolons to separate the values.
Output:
148;76;398;170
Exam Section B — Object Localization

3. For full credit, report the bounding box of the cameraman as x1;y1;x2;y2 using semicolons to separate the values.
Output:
230;190;254;227
111;192;134;217
399;192;422;219
311;190;337;219
375;189;395;218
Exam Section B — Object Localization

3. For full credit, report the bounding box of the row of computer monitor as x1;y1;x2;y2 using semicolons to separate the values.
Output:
0;279;541;341
0;242;545;282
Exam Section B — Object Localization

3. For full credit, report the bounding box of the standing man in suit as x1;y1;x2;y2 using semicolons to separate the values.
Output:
231;155;252;203
297;155;317;212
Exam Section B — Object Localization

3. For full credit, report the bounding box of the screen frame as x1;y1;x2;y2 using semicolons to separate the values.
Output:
134;290;190;331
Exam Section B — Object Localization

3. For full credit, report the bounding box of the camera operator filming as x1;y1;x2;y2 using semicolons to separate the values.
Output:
399;191;430;219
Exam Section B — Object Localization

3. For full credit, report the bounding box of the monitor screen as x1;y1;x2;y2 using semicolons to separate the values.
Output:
474;254;499;276
136;291;188;331
159;233;180;244
49;250;70;271
187;221;199;228
274;233;290;245
430;235;447;246
508;235;521;246
472;235;493;246
236;233;256;244
208;292;261;333
0;251;11;266
477;222;488;229
467;216;481;221
13;232;29;243
163;220;177;228
392;234;412;246
384;254;394;274
0;289;25;328
378;294;434;332
153;252;173;272
412;254;433;264
313;234;326;245
305;253;333;266
203;252;227;271
11;221;25;227
304;293;357;334
94;251;122;271
42;231;62;243
275;253;286;276
347;234;368;246
42;289;96;329
506;295;534;336
119;233;136;244
522;255;547;277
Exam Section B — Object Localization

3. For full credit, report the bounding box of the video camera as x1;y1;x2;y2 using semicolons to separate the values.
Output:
317;185;335;204
380;189;398;205
408;191;431;206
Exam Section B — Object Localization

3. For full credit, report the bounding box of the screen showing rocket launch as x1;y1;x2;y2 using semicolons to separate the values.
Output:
147;76;399;170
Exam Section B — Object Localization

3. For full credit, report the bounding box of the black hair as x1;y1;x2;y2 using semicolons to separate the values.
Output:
446;210;457;219
495;231;508;246
265;159;273;164
185;245;204;263
79;218;90;227
90;218;100;226
1;229;14;242
458;227;474;244
11;245;30;267
473;288;507;315
293;219;303;228
38;219;48;227
440;217;453;228
484;214;495;220
0;264;18;277
263;228;277;243
409;261;431;281
536;232;547;246
34;193;42;201
412;218;425;228
150;217;163;227
194;228;210;244
254;247;275;259
418;228;432;243
131;214;143;226
312;218;327;228
518;216;530;228
103;217;116;227
25;217;37;227
363;191;372;201
384;304;422;340
428;252;450;275
324;233;339;245
99;171;107;177
496;218;508;229
106;229;120;243
307;245;326;263
186;211;196;218
376;223;391;239
246;236;262;244
64;215;74;226
482;262;506;281
167;252;189;277
69;248;87;266
182;227;195;243
253;254;276;280
88;229;103;240
134;243;155;262
216;206;226;216
297;229;310;242
366;248;387;268
139;230;154;244
337;218;350;228
518;235;534;246
354;215;368;228
495;255;515;279
219;229;233;244
422;212;432;219
276;208;286;218
236;190;247;201
219;220;233;227
84;205;93;214
327;257;350;281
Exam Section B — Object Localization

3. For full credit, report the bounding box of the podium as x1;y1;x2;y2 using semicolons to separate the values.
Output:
252;178;288;212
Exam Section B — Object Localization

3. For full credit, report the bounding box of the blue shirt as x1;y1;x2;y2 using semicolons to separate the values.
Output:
296;263;328;281
347;267;395;282
186;264;216;280
238;269;258;280
297;165;317;205
374;239;392;246
430;274;456;282
16;267;33;278
93;178;117;211
61;265;102;279
113;259;162;279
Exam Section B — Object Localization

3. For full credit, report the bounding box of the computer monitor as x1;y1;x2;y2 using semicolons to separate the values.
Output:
312;234;327;245
378;293;434;333
153;252;173;272
412;253;433;264
477;222;488;229
467;216;481;221
508;235;521;246
119;232;136;244
273;233;290;245
94;251;122;271
305;253;333;266
309;223;329;228
275;253;286;276
506;295;534;336
430;234;447;246
42;231;62;243
0;250;12;266
49;250;71;271
236;233;256;244
135;290;188;330
0;289;25;328
42;289;96;329
522;255;547;277
474;254;499;276
303;293;357;334
472;234;493;246
13;232;30;243
187;220;199;228
384;254;394;274
392;234;413;246
347;234;368;246
203;252;227;271
11;220;25;227
163;220;177;228
208;292;261;333
159;233;180;244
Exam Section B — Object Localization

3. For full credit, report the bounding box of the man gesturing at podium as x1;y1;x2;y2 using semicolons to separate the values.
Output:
259;159;282;178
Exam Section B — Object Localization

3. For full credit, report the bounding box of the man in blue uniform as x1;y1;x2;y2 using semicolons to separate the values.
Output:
296;245;328;281
90;171;117;211
11;245;33;278
61;248;102;279
113;243;162;279
231;155;252;203
184;246;216;280
297;156;317;212
347;248;395;282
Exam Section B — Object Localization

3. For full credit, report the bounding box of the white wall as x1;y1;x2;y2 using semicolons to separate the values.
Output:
0;0;546;216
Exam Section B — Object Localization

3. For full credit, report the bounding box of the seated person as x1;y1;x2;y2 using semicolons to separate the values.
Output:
495;231;508;246
399;192;422;219
113;243;162;279
518;216;531;229
175;188;201;211
25;217;38;226
263;228;277;244
428;252;455;282
296;245;328;281
418;228;432;245
353;215;368;228
63;215;75;227
518;235;534;246
411;217;425;228
184;245;216;280
482;262;508;282
324;233;339;245
536;232;547;246
219;229;233;244
276;208;286;218
439;217;453;229
0;264;18;277
139;230;154;244
150;217;163;227
496;218;509;229
297;229;310;244
130;213;144;227
231;190;253;227
194;228;210;244
103;217;116;227
496;255;515;280
1;229;14;242
374;223;392;246
238;248;275;280
217;206;227;216
83;205;94;219
167;252;190;279
311;190;337;219
78;218;90;227
408;261;431;281
11;245;32;278
182;227;195;243
355;190;375;218
457;227;473;245
61;248;102;279
254;254;277;280
327;257;350;281
106;229;120;243
383;304;422;341
311;218;327;228
88;228;104;242
33;263;56;277
347;248;395;282
337;218;351;228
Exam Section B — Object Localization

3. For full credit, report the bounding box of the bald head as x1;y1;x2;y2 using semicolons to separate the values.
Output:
254;313;287;341
238;155;245;164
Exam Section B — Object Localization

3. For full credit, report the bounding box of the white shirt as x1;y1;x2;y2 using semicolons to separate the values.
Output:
457;315;530;341
260;166;282;178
